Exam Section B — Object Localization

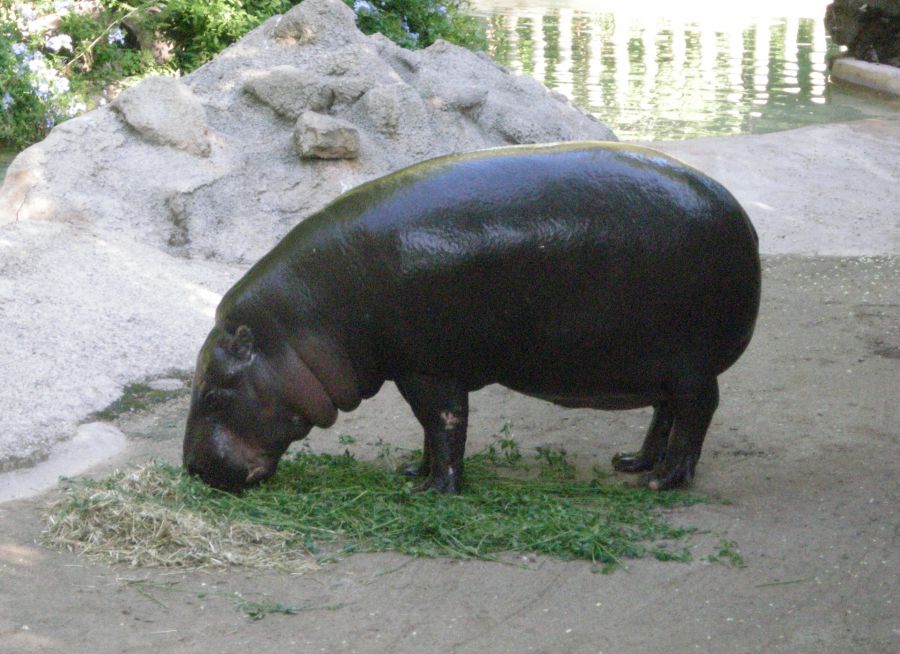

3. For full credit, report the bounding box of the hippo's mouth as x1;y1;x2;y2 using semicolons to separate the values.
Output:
184;423;281;492
186;455;278;492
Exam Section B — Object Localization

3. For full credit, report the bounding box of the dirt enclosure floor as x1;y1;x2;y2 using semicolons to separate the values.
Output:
0;255;897;653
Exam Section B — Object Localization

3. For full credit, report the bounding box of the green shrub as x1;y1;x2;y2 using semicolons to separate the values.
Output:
348;1;485;50
59;8;155;82
148;0;296;72
1;1;486;147
151;1;486;72
0;0;155;146
1;5;83;147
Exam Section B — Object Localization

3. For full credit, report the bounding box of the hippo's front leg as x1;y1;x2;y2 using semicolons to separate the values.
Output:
396;374;469;494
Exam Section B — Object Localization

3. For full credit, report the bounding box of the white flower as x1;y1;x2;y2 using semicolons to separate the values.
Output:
66;100;86;117
27;53;47;74
353;1;376;14
19;5;38;22
46;34;74;53
12;43;29;58
108;26;126;45
434;5;448;17
55;1;74;14
53;76;70;94
36;80;50;100
2;92;13;110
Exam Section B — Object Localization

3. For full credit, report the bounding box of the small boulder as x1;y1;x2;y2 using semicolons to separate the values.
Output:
294;111;360;159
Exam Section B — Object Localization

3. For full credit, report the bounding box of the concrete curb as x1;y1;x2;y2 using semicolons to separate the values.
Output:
830;57;900;96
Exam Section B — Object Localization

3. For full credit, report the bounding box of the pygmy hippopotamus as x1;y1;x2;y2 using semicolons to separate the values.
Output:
183;142;761;493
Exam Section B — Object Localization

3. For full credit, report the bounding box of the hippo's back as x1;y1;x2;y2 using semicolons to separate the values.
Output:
265;143;761;400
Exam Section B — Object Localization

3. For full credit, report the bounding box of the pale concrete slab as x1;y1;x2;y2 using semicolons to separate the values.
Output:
831;58;900;97
649;118;900;256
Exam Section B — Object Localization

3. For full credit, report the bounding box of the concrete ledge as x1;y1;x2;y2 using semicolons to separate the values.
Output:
831;57;900;96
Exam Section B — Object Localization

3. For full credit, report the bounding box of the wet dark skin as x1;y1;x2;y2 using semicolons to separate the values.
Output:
183;142;761;493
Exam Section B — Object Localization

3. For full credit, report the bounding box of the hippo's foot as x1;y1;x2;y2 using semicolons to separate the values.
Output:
639;457;697;491
611;451;656;473
415;471;462;494
613;403;672;474
401;458;428;478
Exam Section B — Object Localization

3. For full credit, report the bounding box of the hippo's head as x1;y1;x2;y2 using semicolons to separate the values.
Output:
183;324;313;492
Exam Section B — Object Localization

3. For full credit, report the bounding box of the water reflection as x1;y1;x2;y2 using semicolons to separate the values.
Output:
470;0;899;140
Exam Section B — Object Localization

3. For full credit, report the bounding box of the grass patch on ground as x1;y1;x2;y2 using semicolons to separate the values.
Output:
88;372;192;422
43;443;702;573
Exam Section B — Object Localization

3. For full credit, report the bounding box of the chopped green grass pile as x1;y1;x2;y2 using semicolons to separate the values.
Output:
43;446;701;573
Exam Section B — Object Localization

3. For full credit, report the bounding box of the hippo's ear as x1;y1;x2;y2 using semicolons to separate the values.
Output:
229;325;254;361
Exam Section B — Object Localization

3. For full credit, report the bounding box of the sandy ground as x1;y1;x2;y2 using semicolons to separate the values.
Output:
1;119;898;653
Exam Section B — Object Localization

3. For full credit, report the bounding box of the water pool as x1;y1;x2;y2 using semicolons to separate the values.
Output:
469;0;899;140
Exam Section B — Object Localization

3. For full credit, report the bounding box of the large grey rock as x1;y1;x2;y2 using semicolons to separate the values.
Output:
0;0;616;471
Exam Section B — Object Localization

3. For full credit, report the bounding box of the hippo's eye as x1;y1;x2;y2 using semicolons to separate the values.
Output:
202;388;234;411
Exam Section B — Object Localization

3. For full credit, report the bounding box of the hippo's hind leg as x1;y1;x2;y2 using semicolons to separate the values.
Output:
643;377;719;490
612;402;673;473
396;374;469;494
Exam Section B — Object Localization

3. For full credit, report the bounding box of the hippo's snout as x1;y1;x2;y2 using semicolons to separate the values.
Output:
184;424;276;492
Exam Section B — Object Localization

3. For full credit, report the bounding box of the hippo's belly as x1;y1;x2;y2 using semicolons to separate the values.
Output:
520;391;662;411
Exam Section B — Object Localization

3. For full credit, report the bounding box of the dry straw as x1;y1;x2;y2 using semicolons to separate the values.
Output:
42;463;318;573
